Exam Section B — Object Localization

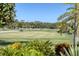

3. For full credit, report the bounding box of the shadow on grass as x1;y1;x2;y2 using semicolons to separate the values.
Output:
0;40;29;46
0;40;13;46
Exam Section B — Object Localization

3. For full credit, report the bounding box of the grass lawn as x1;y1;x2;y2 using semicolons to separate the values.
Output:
0;29;73;46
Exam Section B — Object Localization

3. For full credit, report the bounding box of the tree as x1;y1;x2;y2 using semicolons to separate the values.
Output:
0;3;15;28
57;4;79;56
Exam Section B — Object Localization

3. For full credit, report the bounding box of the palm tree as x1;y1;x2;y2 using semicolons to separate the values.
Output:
57;3;79;56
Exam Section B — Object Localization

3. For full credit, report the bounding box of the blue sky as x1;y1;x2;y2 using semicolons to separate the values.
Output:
15;3;72;23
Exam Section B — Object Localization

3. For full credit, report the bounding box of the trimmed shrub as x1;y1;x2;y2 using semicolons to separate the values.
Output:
0;40;55;56
0;42;44;56
26;40;55;56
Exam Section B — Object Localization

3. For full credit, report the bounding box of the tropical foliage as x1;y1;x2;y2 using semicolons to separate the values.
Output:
57;4;79;34
0;40;55;56
0;3;15;28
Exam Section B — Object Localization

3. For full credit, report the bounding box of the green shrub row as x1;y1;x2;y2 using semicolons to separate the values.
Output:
0;40;77;56
0;40;55;56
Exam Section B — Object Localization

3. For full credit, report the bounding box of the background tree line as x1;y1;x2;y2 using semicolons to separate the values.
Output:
13;20;58;29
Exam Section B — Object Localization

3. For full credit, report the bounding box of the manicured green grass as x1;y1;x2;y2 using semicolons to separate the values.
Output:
0;29;72;46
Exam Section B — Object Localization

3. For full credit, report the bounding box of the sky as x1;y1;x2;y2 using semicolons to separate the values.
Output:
15;3;72;23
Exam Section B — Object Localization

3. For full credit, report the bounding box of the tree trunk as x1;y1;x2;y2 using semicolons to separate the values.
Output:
75;3;79;55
